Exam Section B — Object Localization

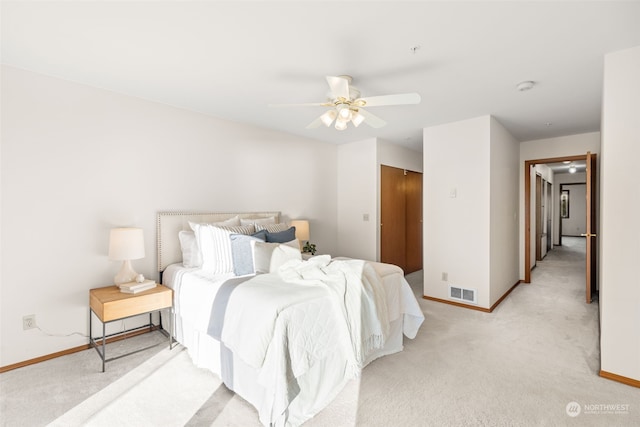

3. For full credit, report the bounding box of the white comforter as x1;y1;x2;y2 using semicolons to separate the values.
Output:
170;258;424;426
277;256;389;367
219;271;336;374
221;256;390;381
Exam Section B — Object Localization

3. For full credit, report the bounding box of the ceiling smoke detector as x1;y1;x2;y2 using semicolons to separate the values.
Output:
516;81;535;91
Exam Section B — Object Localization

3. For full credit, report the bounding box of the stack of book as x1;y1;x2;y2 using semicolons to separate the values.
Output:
120;280;157;294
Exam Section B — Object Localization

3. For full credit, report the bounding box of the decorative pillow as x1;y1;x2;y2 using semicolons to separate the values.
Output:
229;230;267;276
251;240;302;274
186;217;241;265
188;216;240;229
255;223;290;233
240;216;277;226
265;227;296;243
190;223;255;273
178;230;202;268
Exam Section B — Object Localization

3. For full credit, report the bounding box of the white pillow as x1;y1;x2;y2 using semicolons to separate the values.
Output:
178;230;202;268
188;216;240;229
251;239;301;274
187;217;242;267
190;223;255;273
255;223;290;233
240;216;276;226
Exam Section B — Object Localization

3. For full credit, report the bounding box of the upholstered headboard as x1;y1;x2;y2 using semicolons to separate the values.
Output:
156;211;280;272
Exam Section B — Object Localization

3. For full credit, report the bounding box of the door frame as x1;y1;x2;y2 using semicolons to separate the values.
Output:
585;151;597;303
535;174;543;262
523;154;590;283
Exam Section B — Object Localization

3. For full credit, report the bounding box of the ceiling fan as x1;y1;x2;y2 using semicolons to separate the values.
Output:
269;75;421;130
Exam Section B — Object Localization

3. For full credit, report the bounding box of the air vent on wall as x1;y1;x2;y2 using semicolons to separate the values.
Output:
449;285;477;304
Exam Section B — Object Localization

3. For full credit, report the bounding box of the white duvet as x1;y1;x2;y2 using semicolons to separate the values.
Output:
170;258;424;426
221;256;390;380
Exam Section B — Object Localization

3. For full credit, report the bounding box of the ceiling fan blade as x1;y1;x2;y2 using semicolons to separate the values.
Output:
306;115;325;129
326;76;350;100
356;92;421;107
268;102;332;108
357;108;387;128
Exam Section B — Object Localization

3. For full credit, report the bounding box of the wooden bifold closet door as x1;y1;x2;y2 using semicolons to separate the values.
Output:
380;165;423;274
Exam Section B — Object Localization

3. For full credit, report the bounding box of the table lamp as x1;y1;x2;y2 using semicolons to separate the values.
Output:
108;227;145;286
290;220;310;251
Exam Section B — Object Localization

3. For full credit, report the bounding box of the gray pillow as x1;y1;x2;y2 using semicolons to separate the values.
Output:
230;230;267;276
265;226;296;243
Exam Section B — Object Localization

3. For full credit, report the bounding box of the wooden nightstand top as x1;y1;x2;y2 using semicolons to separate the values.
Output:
90;284;173;322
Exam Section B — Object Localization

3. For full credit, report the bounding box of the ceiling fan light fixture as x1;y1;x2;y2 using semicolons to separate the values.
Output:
274;75;420;131
320;109;337;127
351;110;365;127
337;104;351;120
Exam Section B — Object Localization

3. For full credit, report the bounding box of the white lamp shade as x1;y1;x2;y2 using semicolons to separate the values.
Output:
335;119;348;131
320;110;337;127
351;111;365;127
108;228;145;261
290;220;310;241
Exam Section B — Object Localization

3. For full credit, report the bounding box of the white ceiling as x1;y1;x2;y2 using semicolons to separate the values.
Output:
2;1;640;152
547;160;587;174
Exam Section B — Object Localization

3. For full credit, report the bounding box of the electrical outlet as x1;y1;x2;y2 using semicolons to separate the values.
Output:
23;314;36;330
442;272;448;281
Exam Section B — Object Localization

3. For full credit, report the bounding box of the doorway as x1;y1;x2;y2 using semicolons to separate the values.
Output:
535;175;552;261
524;153;597;303
546;181;553;252
380;165;423;274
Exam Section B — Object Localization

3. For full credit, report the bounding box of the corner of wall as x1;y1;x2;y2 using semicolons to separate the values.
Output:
423;116;491;308
336;139;378;260
600;44;640;382
488;118;520;306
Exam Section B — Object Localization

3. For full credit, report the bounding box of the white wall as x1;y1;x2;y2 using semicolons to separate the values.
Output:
489;117;520;306
0;66;339;367
552;172;586;244
519;132;600;278
336;139;377;261
560;183;586;237
424;116;519;309
424;116;491;308
600;45;640;382
0;66;3;353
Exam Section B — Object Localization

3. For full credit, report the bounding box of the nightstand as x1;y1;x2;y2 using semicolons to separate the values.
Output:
89;284;174;372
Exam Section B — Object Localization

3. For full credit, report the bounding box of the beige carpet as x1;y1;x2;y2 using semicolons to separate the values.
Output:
2;238;639;426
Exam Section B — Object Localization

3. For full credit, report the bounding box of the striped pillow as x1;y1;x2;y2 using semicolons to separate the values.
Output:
255;223;290;233
240;216;276;226
191;223;255;273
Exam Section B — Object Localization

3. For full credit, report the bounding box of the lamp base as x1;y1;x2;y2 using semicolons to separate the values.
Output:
114;260;138;287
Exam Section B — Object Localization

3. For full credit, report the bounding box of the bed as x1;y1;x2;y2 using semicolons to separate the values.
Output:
157;211;424;426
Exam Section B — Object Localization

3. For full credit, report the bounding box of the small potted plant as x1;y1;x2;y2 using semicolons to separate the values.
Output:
302;241;317;255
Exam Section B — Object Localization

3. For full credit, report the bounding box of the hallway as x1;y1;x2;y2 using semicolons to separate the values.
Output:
533;236;590;304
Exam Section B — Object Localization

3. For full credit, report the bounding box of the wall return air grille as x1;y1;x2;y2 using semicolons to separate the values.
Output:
449;285;477;304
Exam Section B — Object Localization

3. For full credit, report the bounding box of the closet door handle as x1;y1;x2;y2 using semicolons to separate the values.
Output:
581;233;597;238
